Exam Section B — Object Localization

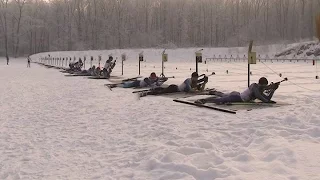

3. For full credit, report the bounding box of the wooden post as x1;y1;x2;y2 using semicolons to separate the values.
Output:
139;52;143;75
195;49;203;73
161;49;168;77
248;41;256;87
121;53;126;75
98;56;101;68
91;56;93;68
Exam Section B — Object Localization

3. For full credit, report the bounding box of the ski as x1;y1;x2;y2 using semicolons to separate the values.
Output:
173;99;236;114
135;88;216;95
88;75;120;80
88;76;108;79
64;74;91;77
224;101;291;107
122;76;142;82
104;83;124;91
104;76;140;86
106;76;143;85
104;83;120;87
105;84;113;91
132;89;150;93
137;88;216;98
190;99;291;111
225;102;277;106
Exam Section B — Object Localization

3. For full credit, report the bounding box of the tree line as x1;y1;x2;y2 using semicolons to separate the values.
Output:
1;0;320;58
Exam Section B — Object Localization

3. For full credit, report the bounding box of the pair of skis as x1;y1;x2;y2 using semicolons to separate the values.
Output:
104;76;143;90
173;99;237;114
173;98;287;114
132;88;236;114
134;88;216;98
172;99;282;114
105;76;174;91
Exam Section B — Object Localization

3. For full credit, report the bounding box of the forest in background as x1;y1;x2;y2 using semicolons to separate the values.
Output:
1;0;320;57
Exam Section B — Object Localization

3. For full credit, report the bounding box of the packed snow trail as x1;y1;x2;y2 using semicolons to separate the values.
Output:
0;58;320;180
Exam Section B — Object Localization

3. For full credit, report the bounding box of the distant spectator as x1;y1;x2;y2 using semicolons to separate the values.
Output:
27;56;31;68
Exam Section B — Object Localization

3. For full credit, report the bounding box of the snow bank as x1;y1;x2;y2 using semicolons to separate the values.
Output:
275;41;320;58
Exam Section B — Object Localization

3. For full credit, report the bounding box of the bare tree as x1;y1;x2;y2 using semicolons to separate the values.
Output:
0;0;9;64
116;0;123;48
13;0;26;57
316;14;320;41
300;0;306;39
0;0;319;55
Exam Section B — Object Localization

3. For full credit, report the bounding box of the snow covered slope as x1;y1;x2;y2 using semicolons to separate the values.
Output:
1;45;320;180
275;41;320;58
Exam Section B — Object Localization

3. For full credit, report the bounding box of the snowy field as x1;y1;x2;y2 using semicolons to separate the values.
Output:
1;46;320;179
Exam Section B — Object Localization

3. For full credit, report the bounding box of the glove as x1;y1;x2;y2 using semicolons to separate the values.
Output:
144;78;151;86
272;83;279;90
197;76;208;84
203;76;208;83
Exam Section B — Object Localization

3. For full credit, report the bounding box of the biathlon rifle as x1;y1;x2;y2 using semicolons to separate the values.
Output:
161;76;175;79
273;77;288;85
266;77;288;91
199;72;215;77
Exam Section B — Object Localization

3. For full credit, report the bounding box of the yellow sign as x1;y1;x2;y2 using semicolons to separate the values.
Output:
248;52;256;64
139;55;143;62
162;54;168;62
122;54;126;61
196;52;202;63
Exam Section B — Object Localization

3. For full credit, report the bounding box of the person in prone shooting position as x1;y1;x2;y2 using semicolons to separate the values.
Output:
142;72;209;96
195;77;287;104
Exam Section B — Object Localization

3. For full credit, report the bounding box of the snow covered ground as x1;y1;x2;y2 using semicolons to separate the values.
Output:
1;45;320;180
